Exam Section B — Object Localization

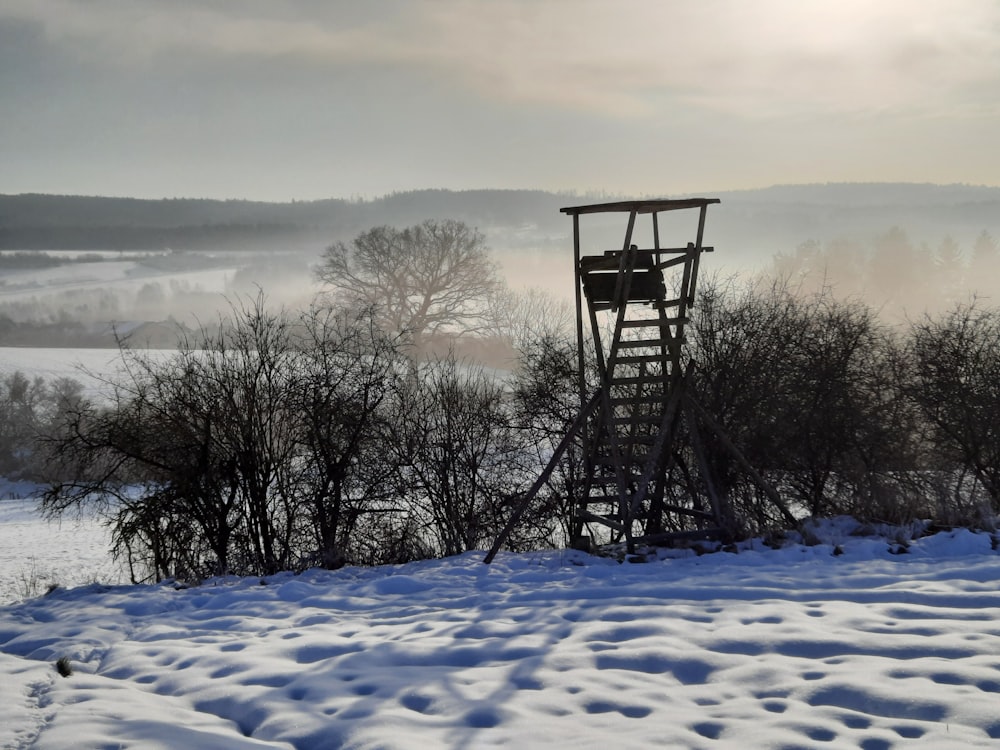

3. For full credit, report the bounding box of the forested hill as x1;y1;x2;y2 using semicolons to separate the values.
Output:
708;182;1000;265
0;190;571;252
2;184;999;262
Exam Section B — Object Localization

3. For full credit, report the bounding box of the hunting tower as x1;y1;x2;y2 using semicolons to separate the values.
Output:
486;197;742;563
564;198;721;550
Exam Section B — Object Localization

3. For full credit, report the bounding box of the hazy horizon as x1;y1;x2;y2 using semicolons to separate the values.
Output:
7;180;1000;205
3;1;999;202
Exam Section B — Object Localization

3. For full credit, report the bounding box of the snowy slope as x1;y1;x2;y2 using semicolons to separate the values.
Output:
0;491;127;606
3;517;1000;749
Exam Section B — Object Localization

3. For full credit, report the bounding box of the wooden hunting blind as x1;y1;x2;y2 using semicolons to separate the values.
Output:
486;198;763;563
566;198;718;549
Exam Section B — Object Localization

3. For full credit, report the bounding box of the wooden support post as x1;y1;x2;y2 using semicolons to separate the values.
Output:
484;390;601;564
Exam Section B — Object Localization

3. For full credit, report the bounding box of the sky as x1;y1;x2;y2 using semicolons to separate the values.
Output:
2;0;999;201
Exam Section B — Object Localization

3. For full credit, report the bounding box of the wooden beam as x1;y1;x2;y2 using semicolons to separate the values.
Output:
561;198;720;215
484;390;602;564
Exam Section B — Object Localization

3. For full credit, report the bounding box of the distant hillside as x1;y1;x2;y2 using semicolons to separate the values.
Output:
701;183;1000;267
2;184;999;268
0;190;572;252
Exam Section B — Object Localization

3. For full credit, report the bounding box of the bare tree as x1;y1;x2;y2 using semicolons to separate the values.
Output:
390;356;537;556
691;278;921;529
906;301;1000;511
288;304;403;568
486;285;574;353
316;219;500;353
0;372;87;480
509;333;592;545
0;372;46;476
41;350;245;581
41;294;309;579
39;291;426;580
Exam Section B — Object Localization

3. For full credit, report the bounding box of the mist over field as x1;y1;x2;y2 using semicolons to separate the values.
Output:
2;183;999;348
5;3;1000;745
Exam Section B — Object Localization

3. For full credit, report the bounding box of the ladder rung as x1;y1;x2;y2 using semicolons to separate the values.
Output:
576;511;626;533
610;366;667;377
615;354;667;365
585;494;627;504
611;415;661;425
618;319;664;329
610;395;665;405
653;302;692;313
609;376;664;386
617;338;672;349
619;317;686;328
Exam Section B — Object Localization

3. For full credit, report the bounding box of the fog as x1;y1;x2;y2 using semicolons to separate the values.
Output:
1;183;999;351
0;247;321;347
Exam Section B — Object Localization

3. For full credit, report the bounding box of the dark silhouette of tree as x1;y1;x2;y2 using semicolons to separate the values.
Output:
390;355;535;556
934;235;965;308
0;371;88;479
691;278;922;529
969;230;1000;299
316;219;500;353
288;304;403;569
509;334;591;544
906;302;1000;511
39;294;408;580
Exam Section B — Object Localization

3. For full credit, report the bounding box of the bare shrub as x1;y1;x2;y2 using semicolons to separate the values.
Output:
690;278;920;531
390;355;542;556
905;301;1000;517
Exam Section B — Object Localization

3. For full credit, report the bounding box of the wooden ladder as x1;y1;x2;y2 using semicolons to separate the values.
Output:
484;198;742;563
578;242;702;547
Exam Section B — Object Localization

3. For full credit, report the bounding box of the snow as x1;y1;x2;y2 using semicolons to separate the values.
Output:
0;347;179;403
0;262;234;303
0;348;124;403
0;487;127;605
3;506;1000;748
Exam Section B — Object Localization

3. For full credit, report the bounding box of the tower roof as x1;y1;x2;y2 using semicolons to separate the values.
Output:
560;198;720;216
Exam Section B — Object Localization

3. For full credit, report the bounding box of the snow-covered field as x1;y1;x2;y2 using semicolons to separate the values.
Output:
0;486;126;605
0;261;235;302
0;347;183;406
0;347;124;400
3;500;1000;749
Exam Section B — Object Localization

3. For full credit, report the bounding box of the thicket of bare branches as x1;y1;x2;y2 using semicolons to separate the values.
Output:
0;372;86;480
38;291;555;580
690;279;928;534
26;239;1000;579
39;296;410;580
905;302;1000;523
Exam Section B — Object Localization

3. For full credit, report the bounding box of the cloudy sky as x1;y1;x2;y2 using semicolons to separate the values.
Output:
2;0;999;201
